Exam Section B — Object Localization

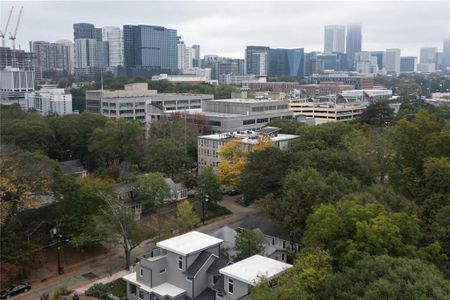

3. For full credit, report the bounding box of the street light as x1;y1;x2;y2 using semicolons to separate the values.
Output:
202;195;209;225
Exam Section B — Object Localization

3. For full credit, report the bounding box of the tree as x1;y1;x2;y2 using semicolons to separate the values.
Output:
57;177;114;247
174;200;200;232
196;166;222;205
239;147;290;204
234;229;264;261
319;255;450;300
302;200;444;269
88;119;143;168
135;173;171;211
358;101;394;126
143;138;189;177
92;194;149;269
1;119;55;154
267;119;304;134
217;139;248;188
259;168;361;242
430;206;450;258
252;249;333;300
292;122;352;151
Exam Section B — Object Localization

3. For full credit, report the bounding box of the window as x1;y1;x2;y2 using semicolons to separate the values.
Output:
283;241;286;249
281;253;285;261
272;237;275;245
178;256;183;270
130;284;137;295
138;290;144;300
228;278;234;294
243;119;255;125
160;268;166;273
140;268;144;277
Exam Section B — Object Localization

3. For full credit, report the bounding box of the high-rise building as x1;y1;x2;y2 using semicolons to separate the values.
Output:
0;47;34;71
420;47;438;64
0;67;35;104
443;39;450;69
30;41;73;80
354;51;378;74
304;52;324;76
95;41;109;68
268;48;304;78
73;23;97;40
400;56;417;73
25;86;72;116
123;25;178;74
385;48;401;74
202;56;244;80
245;46;270;76
346;24;362;68
192;44;201;68
74;39;97;69
74;23;107;74
177;41;193;71
319;52;348;71
324;25;345;53
56;40;74;74
102;27;124;67
370;51;385;70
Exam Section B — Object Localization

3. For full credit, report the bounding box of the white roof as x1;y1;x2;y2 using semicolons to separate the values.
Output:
219;255;292;285
157;231;223;256
123;273;186;298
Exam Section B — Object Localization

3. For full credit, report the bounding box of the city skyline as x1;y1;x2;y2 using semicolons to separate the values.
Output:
1;1;449;59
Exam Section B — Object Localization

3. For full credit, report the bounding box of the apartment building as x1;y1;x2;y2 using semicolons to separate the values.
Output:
289;99;363;125
197;127;299;170
24;85;72;116
123;231;292;300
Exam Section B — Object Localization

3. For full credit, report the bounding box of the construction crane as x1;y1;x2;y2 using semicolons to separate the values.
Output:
0;6;14;47
9;6;23;68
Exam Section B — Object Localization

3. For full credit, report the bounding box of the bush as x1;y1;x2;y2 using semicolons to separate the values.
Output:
85;283;109;300
40;293;49;300
51;286;70;299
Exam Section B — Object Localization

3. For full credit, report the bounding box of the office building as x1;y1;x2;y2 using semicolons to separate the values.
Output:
219;74;262;86
151;73;216;85
177;41;193;71
307;72;374;89
385;48;401;74
56;40;74;74
354;51;379;74
73;23;98;40
245;81;301;92
346;24;362;68
245;46;270;76
370;51;385;70
443;39;450;69
123;25;178;74
192;44;201;68
202;56;245;81
324;25;346;53
420;47;438;64
102;26;124;67
0;67;35;104
320;52;348;71
289;99;363;125
340;89;393;102
85;83;213;121
417;63;436;73
299;82;354;97
95;41;109;68
268;48;304;78
30;41;73;80
73;23;108;74
304;52;325;76
400;56;417;73
74;38;97;71
198;127;298;169
24;85;72;116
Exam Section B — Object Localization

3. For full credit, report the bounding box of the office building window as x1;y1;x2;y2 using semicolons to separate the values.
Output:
140;268;144;277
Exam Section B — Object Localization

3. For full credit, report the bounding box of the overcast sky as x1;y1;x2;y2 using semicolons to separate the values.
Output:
1;1;449;58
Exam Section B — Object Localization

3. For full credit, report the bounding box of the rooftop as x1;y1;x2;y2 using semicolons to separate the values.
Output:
123;273;186;298
219;255;292;285
156;231;223;256
199;130;299;143
209;98;283;104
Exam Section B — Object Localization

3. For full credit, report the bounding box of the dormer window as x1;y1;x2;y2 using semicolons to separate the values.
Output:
178;256;183;270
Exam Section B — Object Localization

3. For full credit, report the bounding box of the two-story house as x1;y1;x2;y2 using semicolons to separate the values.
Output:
123;231;292;300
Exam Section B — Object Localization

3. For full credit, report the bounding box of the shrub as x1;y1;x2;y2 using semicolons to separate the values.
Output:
85;283;109;300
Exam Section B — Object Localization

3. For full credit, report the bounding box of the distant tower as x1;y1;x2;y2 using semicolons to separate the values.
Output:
346;24;362;68
324;25;345;53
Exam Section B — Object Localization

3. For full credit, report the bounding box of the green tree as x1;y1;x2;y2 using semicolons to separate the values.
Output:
143;138;189;177
319;255;450;300
292;122;352;151
267;119;304;134
430;205;450;258
196;166;222;205
88;119;143;168
239;147;290;204
234;229;264;261
358;101;394;126
135;173;171;211
252;249;333;300
174;200;200;232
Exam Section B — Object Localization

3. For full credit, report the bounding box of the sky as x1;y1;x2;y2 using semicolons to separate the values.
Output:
1;0;449;58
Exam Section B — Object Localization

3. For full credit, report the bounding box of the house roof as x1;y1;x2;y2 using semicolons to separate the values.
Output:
207;256;230;275
219;255;292;286
184;251;213;278
237;214;291;240
157;231;223;256
123;272;186;298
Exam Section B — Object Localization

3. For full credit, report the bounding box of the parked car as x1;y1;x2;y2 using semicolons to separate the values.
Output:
0;284;32;299
226;189;240;196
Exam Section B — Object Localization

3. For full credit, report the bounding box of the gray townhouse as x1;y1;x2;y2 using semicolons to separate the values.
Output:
122;231;292;300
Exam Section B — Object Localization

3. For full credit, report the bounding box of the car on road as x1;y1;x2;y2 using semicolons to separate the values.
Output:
0;284;32;299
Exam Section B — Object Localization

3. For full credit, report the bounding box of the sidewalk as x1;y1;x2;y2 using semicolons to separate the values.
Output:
74;270;131;294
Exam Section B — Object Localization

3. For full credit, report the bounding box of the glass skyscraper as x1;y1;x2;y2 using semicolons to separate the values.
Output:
346;24;362;68
268;48;304;78
123;25;178;73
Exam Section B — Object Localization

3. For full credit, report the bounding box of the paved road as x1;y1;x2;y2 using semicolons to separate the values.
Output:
19;196;258;300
